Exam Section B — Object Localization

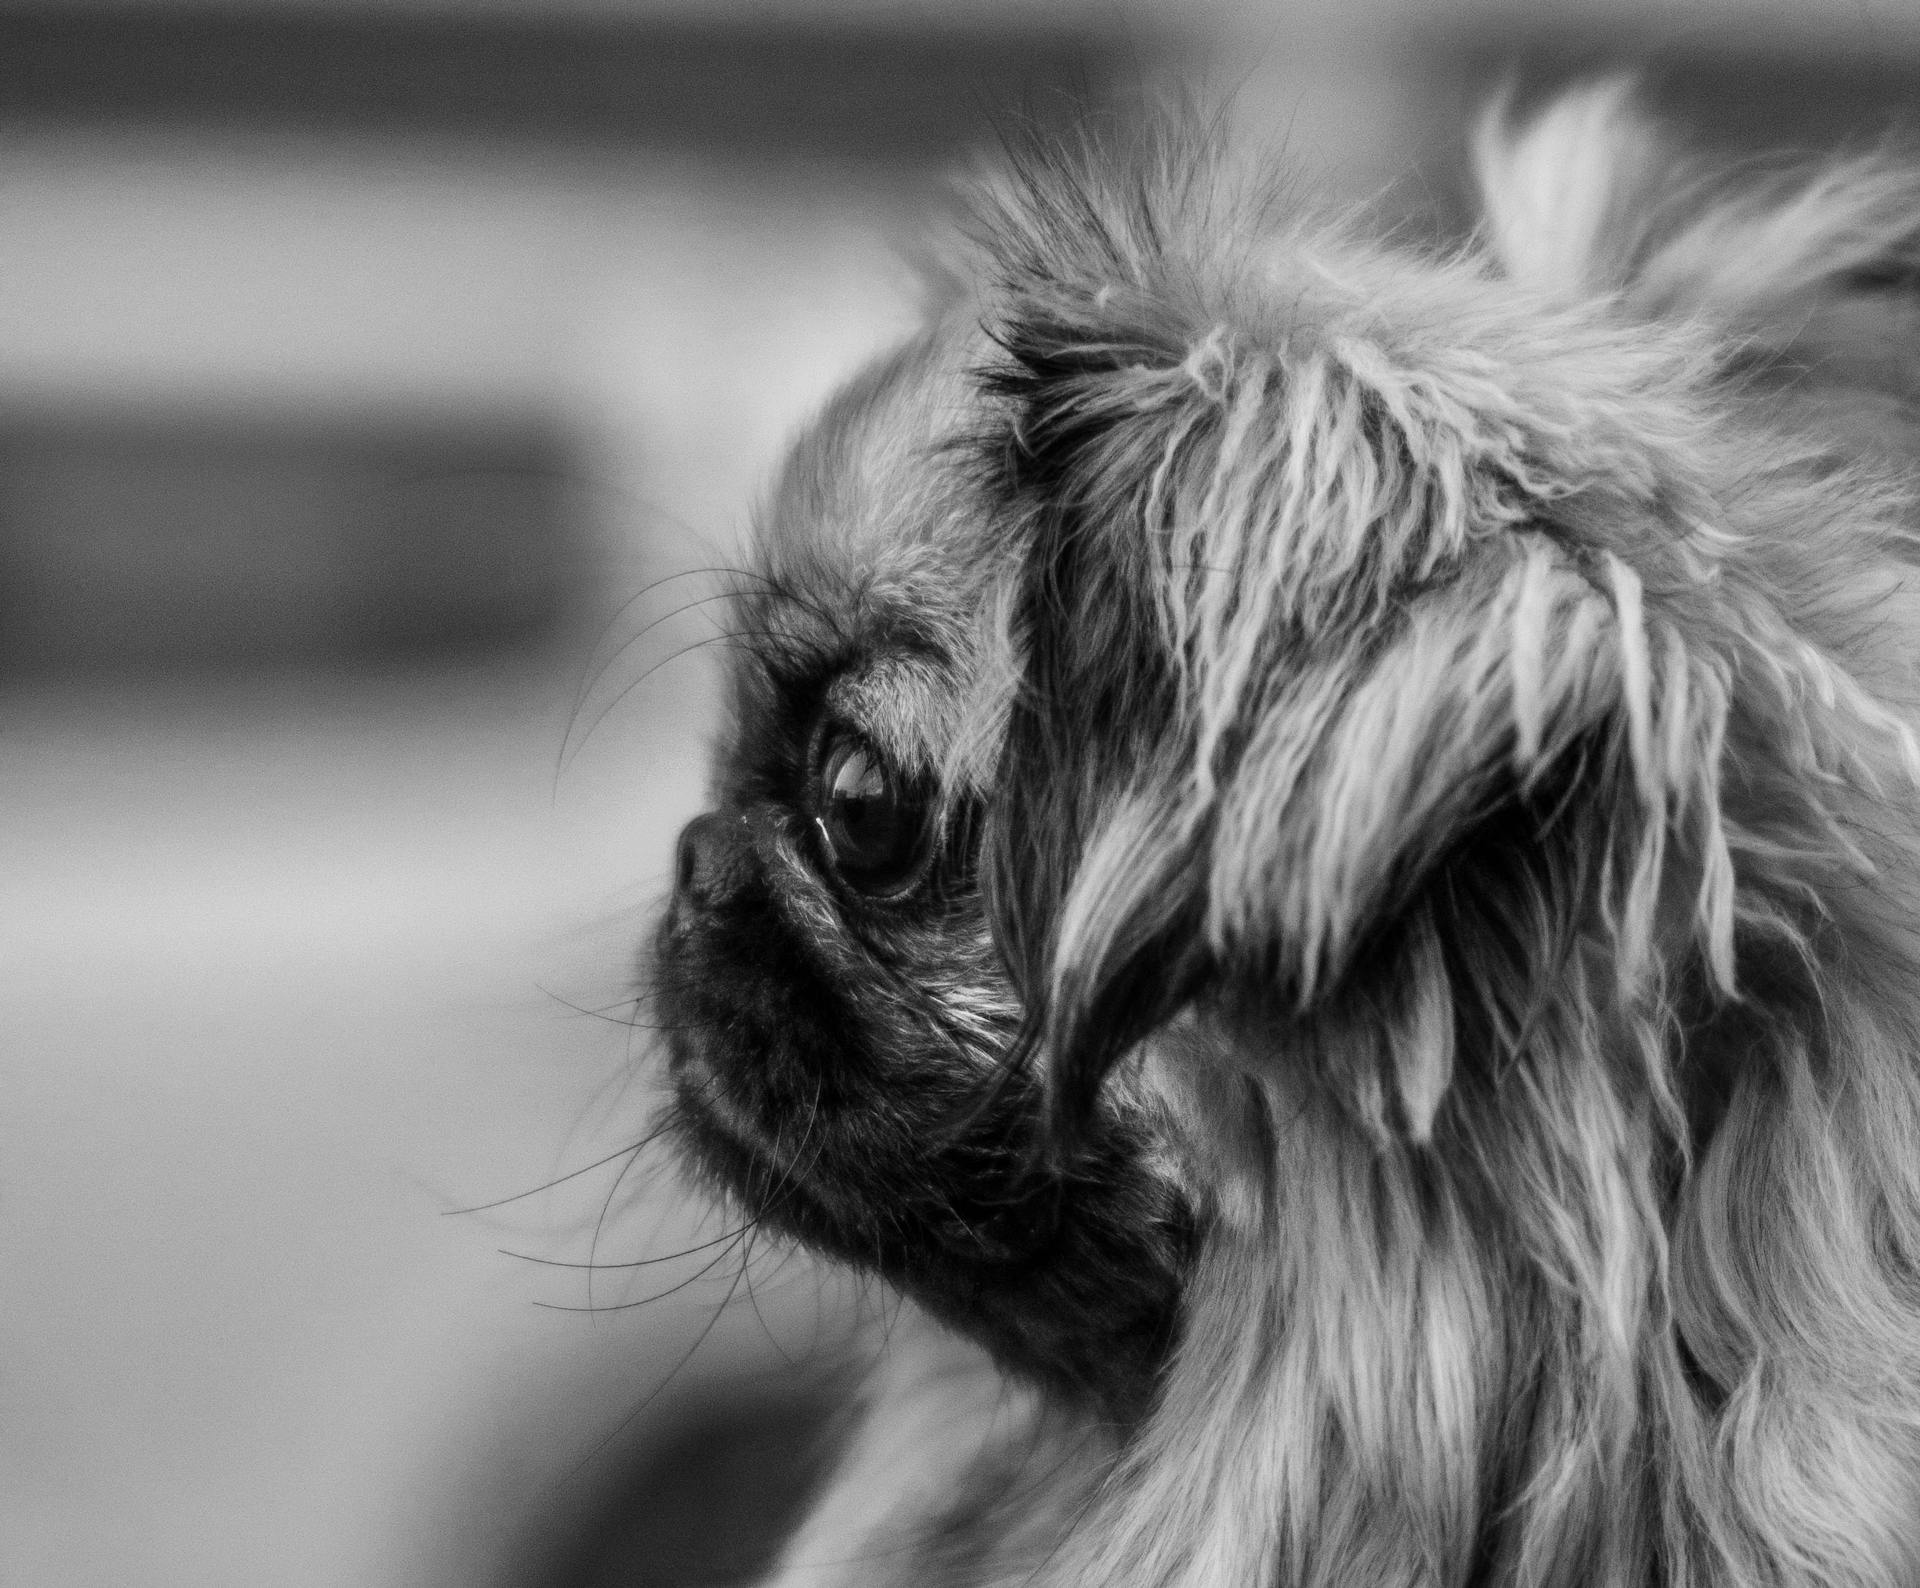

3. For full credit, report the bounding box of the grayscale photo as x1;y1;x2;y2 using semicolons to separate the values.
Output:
3;1;1919;1585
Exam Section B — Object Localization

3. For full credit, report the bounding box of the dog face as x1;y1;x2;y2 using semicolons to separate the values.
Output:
656;88;1920;1579
656;326;1192;1417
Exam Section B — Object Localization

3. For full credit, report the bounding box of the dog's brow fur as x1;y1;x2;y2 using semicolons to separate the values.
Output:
679;84;1920;1588
823;657;956;772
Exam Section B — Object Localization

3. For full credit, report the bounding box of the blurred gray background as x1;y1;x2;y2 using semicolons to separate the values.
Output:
0;1;1914;1584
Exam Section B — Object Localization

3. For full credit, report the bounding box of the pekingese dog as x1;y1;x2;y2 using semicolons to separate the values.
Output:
653;82;1920;1585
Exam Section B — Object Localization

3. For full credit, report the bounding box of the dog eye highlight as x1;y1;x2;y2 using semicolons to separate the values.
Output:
814;734;929;895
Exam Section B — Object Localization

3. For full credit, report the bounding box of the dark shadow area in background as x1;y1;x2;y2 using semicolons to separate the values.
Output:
0;415;585;670
517;1371;851;1588
0;5;1163;163
0;6;1158;678
1415;35;1920;227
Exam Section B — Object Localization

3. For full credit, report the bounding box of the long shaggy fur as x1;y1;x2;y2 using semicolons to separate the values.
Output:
658;83;1920;1587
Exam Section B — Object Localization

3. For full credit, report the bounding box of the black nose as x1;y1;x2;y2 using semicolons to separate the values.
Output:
675;810;752;908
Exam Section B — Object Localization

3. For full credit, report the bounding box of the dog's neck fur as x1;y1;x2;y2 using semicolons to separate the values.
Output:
1063;975;1920;1587
772;959;1920;1588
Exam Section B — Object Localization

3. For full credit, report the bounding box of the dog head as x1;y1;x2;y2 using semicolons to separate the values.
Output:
655;84;1920;1575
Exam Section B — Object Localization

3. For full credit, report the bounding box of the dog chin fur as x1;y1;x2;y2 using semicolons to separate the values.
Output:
663;81;1920;1587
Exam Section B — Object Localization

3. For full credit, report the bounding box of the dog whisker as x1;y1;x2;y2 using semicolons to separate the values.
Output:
441;1136;665;1218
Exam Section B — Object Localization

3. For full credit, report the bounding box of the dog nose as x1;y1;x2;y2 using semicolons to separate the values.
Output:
675;811;753;908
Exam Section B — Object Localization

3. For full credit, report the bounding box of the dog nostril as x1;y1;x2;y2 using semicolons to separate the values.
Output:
675;811;745;907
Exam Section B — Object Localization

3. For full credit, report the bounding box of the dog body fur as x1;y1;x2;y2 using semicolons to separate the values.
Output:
658;85;1920;1586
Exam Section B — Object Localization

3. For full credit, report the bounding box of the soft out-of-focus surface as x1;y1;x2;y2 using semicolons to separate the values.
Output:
0;130;939;666
0;134;931;1585
1;659;657;1582
0;417;579;667
0;648;879;1585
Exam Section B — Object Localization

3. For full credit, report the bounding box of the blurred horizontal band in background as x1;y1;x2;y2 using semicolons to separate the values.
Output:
0;6;1155;674
0;3;1911;1587
0;2;1912;676
0;2;1914;673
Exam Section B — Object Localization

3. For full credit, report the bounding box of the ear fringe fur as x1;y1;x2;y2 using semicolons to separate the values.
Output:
984;80;1920;1083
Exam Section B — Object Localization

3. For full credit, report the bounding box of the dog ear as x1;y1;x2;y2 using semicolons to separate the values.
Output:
976;102;1920;1148
1477;81;1920;387
1471;77;1678;300
974;130;1750;1147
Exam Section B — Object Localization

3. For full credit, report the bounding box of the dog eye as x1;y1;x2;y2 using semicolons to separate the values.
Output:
814;735;928;894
